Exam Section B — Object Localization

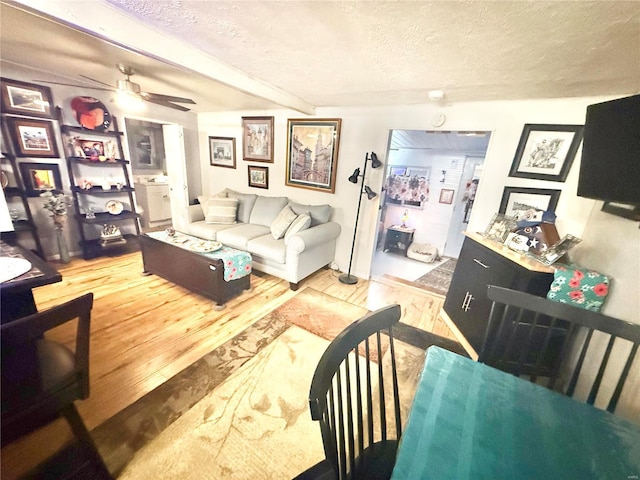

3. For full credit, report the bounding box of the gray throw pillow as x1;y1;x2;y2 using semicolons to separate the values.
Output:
288;201;331;226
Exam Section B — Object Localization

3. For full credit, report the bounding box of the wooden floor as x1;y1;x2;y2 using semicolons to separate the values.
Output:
1;252;455;479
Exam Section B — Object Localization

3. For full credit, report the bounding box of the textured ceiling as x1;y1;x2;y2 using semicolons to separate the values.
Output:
105;0;640;106
1;0;639;113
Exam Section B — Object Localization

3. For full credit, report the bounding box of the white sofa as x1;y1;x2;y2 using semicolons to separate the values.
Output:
184;189;341;290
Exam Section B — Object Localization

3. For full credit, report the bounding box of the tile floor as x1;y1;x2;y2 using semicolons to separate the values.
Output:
370;248;447;282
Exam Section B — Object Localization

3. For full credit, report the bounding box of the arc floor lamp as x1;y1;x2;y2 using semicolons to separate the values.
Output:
339;151;382;285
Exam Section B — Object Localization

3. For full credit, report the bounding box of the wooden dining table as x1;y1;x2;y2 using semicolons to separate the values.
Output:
0;239;62;323
392;346;640;479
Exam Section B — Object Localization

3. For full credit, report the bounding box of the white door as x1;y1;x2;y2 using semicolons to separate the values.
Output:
443;157;485;257
162;124;189;230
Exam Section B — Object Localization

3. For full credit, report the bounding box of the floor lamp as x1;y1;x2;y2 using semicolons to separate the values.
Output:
339;152;382;284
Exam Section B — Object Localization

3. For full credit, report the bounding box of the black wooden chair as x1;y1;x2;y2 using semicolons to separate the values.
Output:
294;304;403;480
479;285;640;413
1;292;111;478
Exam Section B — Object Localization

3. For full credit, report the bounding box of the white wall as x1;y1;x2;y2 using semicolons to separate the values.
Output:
0;63;201;258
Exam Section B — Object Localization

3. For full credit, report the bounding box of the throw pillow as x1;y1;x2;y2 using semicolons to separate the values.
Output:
226;191;258;223
284;213;311;245
199;197;238;224
250;196;289;227
287;201;331;226
270;206;298;240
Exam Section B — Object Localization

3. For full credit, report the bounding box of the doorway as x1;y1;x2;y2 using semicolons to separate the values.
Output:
371;130;491;283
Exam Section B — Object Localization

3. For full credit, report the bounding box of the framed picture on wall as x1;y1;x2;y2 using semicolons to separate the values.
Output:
19;162;63;196
242;116;274;162
248;165;269;189
7;117;59;157
499;187;561;217
1;78;54;118
209;136;236;169
509;124;583;182
285;118;341;193
439;188;455;204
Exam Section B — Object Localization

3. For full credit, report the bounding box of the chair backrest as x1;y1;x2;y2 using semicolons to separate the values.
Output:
1;293;94;443
308;304;402;480
479;285;640;413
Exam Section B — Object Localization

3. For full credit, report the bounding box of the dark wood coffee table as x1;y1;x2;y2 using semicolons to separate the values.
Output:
140;232;251;309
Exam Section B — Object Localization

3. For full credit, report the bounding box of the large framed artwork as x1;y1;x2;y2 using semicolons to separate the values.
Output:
7;117;59;158
242;116;274;162
499;187;561;217
286;118;341;193
18;162;63;196
209;136;236;169
1;78;54;118
509;124;583;182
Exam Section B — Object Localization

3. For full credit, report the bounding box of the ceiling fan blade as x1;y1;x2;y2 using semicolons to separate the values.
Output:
140;91;196;105
79;74;115;89
142;96;191;112
33;79;113;92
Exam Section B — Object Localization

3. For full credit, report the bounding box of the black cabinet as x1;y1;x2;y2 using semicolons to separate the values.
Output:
443;234;554;356
60;115;141;260
384;226;415;256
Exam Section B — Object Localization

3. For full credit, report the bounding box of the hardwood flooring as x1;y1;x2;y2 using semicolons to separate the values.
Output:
1;252;455;479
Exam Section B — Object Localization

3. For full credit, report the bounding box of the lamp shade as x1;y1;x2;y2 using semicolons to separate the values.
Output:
370;152;382;169
364;185;377;200
348;168;360;183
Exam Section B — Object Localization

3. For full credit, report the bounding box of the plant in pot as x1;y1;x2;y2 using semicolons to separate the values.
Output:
40;189;72;263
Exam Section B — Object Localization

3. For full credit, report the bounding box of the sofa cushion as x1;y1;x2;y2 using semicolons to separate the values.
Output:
284;213;311;245
217;224;271;250
247;234;286;264
288;201;331;226
198;196;238;224
249;196;288;227
226;191;258;223
270;206;298;240
186;221;236;241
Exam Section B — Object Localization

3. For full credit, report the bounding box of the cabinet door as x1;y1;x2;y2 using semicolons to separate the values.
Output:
146;186;171;222
444;238;517;351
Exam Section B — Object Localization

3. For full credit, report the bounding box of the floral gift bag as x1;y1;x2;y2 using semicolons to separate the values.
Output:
547;264;610;312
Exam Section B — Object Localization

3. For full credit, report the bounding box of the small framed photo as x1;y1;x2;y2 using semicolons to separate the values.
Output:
7;117;59;158
242;116;274;162
483;213;517;243
286;118;341;193
1;78;54;118
499;187;561;217
509;124;583;182
19;162;63;196
534;234;582;265
209;136;236;168
439;188;455;204
248;165;269;189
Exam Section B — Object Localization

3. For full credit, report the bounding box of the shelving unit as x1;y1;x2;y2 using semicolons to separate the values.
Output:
60;114;141;260
0;152;45;257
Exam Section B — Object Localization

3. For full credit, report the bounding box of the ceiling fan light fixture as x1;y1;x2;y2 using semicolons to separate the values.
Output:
116;90;144;111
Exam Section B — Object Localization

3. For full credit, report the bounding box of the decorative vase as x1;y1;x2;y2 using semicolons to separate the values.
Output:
54;226;70;264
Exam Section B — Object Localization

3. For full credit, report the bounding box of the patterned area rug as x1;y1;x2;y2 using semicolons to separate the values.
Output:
412;258;458;296
33;288;464;478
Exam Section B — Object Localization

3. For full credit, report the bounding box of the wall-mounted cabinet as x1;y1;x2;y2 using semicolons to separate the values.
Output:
60;115;141;260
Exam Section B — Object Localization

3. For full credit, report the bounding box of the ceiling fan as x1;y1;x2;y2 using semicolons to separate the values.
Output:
37;64;196;112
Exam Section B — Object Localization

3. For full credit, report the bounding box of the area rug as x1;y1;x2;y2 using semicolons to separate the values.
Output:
412;258;458;296
38;288;463;478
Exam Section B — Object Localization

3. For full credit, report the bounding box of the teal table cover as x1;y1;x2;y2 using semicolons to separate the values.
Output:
392;346;640;480
146;231;252;281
